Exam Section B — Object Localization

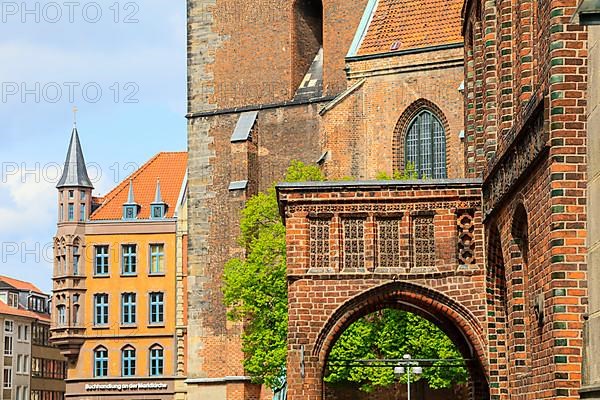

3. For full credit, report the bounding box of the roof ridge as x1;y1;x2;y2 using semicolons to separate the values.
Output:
90;152;164;218
0;276;43;293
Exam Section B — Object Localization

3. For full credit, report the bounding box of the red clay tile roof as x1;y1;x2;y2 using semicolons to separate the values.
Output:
0;301;47;321
357;0;464;56
0;276;43;294
90;152;187;221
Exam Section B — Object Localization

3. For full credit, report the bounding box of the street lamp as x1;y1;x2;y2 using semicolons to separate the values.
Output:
394;354;422;400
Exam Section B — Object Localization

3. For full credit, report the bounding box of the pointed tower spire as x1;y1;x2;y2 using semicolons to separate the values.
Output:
125;180;138;205
57;127;94;189
150;178;167;219
123;180;139;219
153;179;163;204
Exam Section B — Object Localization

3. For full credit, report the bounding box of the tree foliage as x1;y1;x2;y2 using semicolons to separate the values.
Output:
223;161;325;389
375;163;419;180
223;161;467;391
325;309;468;392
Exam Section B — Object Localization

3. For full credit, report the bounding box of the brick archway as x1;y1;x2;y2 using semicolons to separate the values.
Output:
278;180;489;400
314;281;490;400
392;98;451;174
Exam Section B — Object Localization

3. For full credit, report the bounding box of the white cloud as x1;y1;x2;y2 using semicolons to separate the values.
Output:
0;167;56;237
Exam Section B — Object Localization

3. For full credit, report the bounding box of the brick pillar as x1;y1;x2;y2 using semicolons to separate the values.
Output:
546;1;588;398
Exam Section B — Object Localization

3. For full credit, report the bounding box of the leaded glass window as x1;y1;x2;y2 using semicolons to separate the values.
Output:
405;110;447;179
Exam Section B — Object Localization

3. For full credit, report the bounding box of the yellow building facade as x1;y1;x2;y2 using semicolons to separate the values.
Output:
51;128;188;400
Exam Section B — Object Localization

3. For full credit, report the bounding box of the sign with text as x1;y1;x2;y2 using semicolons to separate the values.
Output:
84;382;169;392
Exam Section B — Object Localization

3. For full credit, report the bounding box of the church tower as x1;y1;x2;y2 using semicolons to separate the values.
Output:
50;126;93;360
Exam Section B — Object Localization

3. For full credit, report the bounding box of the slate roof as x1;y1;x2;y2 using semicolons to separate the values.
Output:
356;0;464;56
57;128;94;189
90;152;187;221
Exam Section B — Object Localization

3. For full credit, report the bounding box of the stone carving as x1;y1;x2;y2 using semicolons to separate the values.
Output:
310;218;330;269
413;214;435;269
376;218;401;269
483;110;547;215
457;210;476;266
342;218;365;271
288;200;481;215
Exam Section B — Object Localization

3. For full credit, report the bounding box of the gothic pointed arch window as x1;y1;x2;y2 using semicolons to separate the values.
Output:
292;0;323;93
404;109;447;179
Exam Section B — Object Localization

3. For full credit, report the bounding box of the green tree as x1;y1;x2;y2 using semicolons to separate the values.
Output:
223;161;467;391
223;161;325;389
325;309;468;392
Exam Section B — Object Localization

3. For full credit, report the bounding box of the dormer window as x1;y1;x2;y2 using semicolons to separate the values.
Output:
123;180;139;220
151;204;165;219
8;293;18;308
123;205;138;220
150;179;166;220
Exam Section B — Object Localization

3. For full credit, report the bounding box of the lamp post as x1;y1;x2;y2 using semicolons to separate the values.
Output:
394;354;423;400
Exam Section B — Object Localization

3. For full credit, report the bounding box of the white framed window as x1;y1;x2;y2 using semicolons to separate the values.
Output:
4;320;13;333
16;354;21;373
17;325;22;341
23;326;29;342
23;355;28;374
15;385;20;400
3;366;12;388
8;293;18;308
4;336;13;356
57;305;66;326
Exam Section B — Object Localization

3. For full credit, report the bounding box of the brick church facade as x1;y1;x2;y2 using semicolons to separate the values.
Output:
187;0;588;399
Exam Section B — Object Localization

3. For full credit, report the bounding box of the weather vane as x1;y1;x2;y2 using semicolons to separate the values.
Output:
72;105;78;127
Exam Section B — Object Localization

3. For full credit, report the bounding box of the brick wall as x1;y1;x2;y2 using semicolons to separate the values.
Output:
278;181;490;400
463;0;588;398
187;0;367;113
323;47;465;180
186;102;324;399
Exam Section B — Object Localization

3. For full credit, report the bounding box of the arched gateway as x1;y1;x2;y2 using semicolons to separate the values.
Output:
276;179;491;400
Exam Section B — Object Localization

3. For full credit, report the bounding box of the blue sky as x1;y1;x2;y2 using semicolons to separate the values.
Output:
0;1;187;292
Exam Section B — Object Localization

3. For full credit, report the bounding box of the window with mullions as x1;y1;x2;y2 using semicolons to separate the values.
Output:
94;346;108;377
73;247;80;275
149;345;164;376
121;293;136;325
94;294;109;326
121;346;136;376
405;110;447;179
149;244;165;274
94;245;109;275
121;245;137;275
57;305;66;326
149;292;164;325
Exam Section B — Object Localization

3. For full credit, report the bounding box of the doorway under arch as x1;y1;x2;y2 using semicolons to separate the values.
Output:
313;281;490;400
